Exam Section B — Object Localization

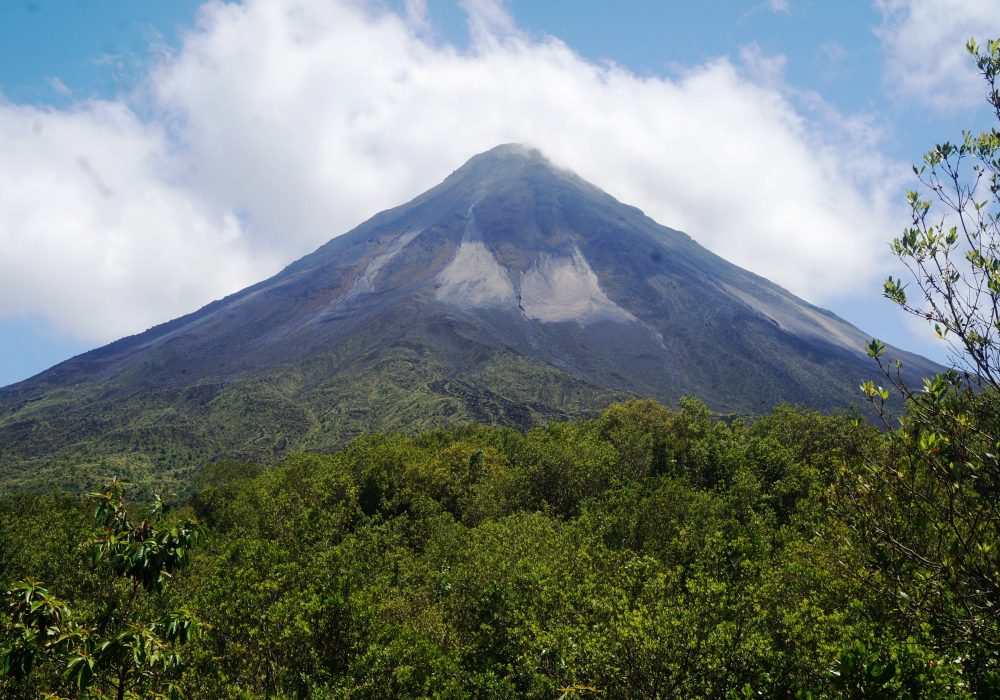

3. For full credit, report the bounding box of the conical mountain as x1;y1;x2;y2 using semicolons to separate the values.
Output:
0;144;939;491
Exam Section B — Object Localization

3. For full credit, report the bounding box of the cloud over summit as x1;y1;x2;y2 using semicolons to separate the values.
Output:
1;0;906;345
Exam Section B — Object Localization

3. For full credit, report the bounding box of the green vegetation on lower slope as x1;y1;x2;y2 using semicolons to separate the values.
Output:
1;398;996;698
0;344;626;498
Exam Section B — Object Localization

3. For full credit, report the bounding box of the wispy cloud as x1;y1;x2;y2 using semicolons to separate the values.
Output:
816;40;846;80
739;43;789;87
875;0;1000;110
460;0;519;46
402;0;431;35
742;0;792;21
45;76;70;96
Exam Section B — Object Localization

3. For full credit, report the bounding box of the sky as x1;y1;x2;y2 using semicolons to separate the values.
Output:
1;0;999;388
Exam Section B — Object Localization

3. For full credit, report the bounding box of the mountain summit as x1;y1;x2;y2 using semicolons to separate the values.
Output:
0;144;938;490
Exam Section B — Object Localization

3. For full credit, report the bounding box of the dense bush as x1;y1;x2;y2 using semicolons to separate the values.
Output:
3;398;993;698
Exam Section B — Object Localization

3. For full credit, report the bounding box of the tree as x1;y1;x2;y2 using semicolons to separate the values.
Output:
0;479;202;700
852;38;1000;691
879;39;1000;388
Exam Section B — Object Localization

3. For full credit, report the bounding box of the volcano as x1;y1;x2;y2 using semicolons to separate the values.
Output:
0;144;939;490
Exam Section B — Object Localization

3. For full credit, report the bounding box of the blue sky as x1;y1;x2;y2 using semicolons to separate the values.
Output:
1;0;999;387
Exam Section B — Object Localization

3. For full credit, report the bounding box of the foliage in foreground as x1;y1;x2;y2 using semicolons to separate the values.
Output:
1;397;996;698
0;481;202;699
852;36;1000;695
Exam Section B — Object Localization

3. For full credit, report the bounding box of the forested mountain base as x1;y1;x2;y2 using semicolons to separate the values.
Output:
1;399;996;698
0;346;628;500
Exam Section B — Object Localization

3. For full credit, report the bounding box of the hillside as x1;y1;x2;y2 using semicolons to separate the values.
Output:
0;145;940;493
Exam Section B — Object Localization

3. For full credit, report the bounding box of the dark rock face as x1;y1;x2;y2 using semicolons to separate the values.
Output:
0;144;939;489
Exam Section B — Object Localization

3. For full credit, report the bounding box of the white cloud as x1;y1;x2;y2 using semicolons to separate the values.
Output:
875;0;1000;109
0;99;276;343
154;0;902;299
769;0;791;14
0;0;908;347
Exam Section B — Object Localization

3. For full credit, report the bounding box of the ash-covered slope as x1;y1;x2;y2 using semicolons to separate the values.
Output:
0;144;939;491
